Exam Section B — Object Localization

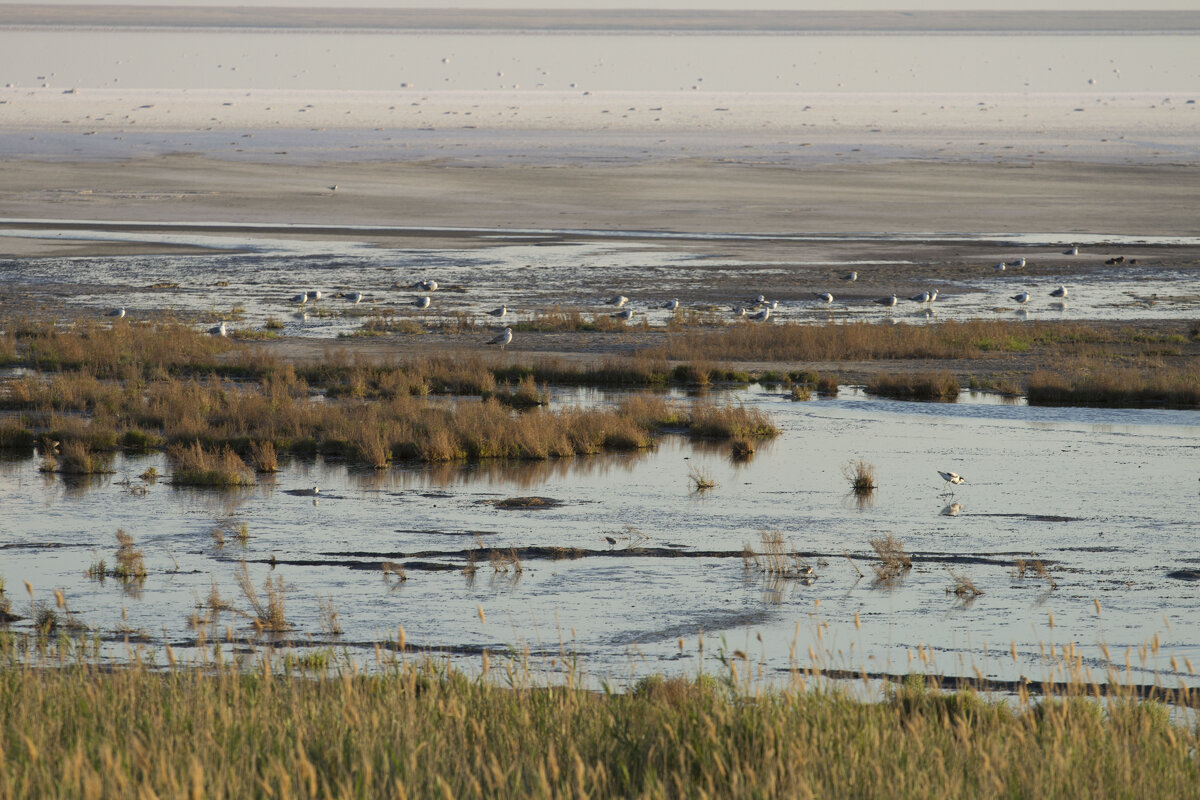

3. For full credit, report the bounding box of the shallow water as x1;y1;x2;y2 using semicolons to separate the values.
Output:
2;387;1197;687
1;229;1198;332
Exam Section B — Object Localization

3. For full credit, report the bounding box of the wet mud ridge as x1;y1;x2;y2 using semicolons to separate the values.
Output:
243;546;1048;572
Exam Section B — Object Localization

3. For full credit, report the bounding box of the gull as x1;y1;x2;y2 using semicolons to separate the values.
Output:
413;296;431;309
994;262;1006;272
662;298;679;311
753;294;768;306
306;290;323;302
106;307;126;318
747;307;771;322
938;471;965;493
875;295;898;307
1050;285;1068;299
606;294;629;307
207;321;228;337
421;280;439;292
290;292;308;305
1011;291;1031;304
612;307;635;320
1065;246;1079;256
817;292;834;304
909;290;931;303
940;502;964;517
328;185;337;192
733;306;746;317
842;271;858;281
347;291;363;304
487;327;513;349
928;289;938;302
487;305;507;318
1012;257;1026;268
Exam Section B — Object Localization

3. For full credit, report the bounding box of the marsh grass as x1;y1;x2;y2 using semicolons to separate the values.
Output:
1027;362;1200;407
168;441;254;486
235;562;289;633
843;459;877;495
789;384;811;401
1014;559;1059;590
688;465;717;492
744;531;814;580
113;529;147;584
869;534;912;586
248;440;279;473
947;569;983;599
867;371;961;401
40;440;113;475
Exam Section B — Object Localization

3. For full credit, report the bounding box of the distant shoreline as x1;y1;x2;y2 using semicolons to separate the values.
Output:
3;6;1200;34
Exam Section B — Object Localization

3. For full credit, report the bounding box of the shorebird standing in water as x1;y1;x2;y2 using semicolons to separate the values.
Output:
612;307;635;320
413;296;431;309
817;292;834;304
1050;285;1068;299
106;307;126;318
487;305;507;319
488;327;513;349
938;471;966;494
1011;291;1031;304
662;298;679;311
875;294;898;307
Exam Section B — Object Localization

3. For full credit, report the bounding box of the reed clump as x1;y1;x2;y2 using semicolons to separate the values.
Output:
234;562;289;633
844;459;877;495
168;441;255;486
688;466;717;492
1027;362;1200;408
866;371;960;401
113;529;147;583
870;534;912;585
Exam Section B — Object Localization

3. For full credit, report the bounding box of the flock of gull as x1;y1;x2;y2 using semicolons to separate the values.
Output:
100;253;1081;346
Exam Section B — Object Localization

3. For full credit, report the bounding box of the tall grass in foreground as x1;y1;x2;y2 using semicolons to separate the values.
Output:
0;649;1196;799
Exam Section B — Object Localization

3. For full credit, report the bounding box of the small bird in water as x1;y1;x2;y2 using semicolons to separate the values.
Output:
106;307;126;318
748;307;771;322
290;292;308;305
208;321;228;337
662;298;679;311
612;307;635;320
487;305;507;318
733;306;746;317
1011;291;1031;304
994;262;1006;272
347;291;363;304
875;295;898;307
605;536;617;548
1050;285;1068;299
910;290;931;303
938;471;966;493
817;292;834;304
928;289;938;302
606;294;629;307
842;271;858;281
413;296;431;309
307;290;323;302
488;327;513;349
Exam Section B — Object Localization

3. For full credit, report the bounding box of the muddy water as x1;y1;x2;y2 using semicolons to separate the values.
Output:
1;229;1199;333
1;386;1197;689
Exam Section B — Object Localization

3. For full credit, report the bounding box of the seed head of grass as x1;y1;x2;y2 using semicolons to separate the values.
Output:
689;465;717;492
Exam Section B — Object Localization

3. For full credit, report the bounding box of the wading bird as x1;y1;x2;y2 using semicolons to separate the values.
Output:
875;295;898;307
1012;291;1031;304
487;305;507;318
938;471;966;493
1050;285;1068;299
662;298;679;311
612;307;634;320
